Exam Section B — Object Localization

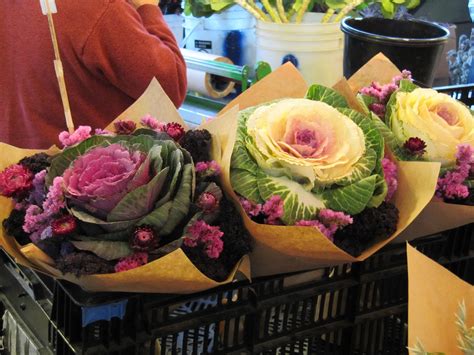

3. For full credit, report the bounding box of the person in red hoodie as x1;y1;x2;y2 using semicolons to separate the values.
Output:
0;0;187;149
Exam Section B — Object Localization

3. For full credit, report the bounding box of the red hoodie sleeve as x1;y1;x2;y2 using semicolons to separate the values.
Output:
82;2;186;107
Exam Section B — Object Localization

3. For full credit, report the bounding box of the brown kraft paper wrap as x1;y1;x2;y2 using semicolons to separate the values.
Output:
206;63;440;277
407;244;473;354
0;78;250;293
333;53;474;242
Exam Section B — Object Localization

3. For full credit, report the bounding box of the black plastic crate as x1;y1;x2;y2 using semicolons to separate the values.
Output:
251;224;474;355
48;279;254;355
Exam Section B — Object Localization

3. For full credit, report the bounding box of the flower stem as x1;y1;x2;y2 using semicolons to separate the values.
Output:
332;0;363;23
276;0;289;23
295;0;310;24
261;0;282;23
235;0;268;21
322;8;335;23
247;0;269;21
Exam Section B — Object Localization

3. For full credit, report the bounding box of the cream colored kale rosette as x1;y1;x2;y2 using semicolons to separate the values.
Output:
231;86;399;255
359;77;474;202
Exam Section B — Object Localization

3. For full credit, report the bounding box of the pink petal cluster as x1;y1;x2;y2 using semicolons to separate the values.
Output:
58;126;92;147
197;192;219;213
140;114;164;130
296;209;353;241
23;176;66;240
360;81;398;105
184;220;224;259
318;209;353;227
436;144;474;200
239;198;262;217
114;252;148;273
94;128;113;136
0;164;33;198
43;177;66;216
164;122;185;141
359;70;412;118
296;220;337;240
63;144;148;215
262;195;284;225
195;161;221;177
114;120;137;135
382;157;398;201
239;195;284;224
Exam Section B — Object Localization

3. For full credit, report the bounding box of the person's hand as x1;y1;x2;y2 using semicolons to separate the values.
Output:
127;0;159;9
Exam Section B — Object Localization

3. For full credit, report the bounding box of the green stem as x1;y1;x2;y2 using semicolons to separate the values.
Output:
247;0;270;21
321;8;335;23
332;0;363;23
235;0;268;21
261;0;282;23
276;0;288;22
295;0;310;23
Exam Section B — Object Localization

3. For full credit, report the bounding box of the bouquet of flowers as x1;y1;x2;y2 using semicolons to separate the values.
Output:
208;64;439;277
336;53;474;240
407;244;473;355
0;80;251;293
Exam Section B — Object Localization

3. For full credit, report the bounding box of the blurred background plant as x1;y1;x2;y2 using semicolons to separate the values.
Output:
183;0;420;22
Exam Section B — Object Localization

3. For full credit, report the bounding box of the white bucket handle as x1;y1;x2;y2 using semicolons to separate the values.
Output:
181;18;203;48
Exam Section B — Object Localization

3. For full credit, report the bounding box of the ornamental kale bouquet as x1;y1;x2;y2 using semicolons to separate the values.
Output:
208;63;438;277
0;80;251;293
341;53;474;239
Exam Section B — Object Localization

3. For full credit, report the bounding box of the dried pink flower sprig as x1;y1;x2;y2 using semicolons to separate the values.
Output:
436;144;474;200
240;195;284;225
183;220;224;259
359;70;412;118
296;209;353;241
382;157;398;201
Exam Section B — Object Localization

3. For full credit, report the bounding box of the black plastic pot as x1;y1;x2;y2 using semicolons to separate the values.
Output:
341;17;450;86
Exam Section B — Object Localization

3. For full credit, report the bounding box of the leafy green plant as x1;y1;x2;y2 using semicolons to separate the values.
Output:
184;0;419;22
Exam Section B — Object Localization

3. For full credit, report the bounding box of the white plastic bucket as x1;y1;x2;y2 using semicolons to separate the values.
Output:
256;13;343;87
164;14;184;44
183;6;256;67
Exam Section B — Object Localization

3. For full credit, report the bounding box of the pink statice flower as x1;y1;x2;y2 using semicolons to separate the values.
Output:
94;128;113;136
382;157;398;201
318;209;353;227
140;114;166;131
58;126;92;147
195;161;221;177
436;144;474;200
456;144;474;166
295;209;353;241
239;198;262;217
368;103;386;118
262;195;284;225
183;220;224;259
43;177;66;216
295;220;338;241
23;205;47;234
114;120;137;135
403;137;427;156
197;192;219;213
359;70;412;118
114;252;148;273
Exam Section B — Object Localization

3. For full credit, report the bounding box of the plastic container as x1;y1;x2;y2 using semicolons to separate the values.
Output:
341;17;450;87
164;14;184;45
183;6;256;67
256;12;344;87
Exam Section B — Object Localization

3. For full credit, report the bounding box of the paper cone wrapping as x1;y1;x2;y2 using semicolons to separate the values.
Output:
334;53;474;241
407;244;473;354
206;63;440;277
0;78;250;293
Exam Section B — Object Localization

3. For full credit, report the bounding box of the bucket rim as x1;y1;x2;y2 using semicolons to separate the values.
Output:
341;17;450;45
